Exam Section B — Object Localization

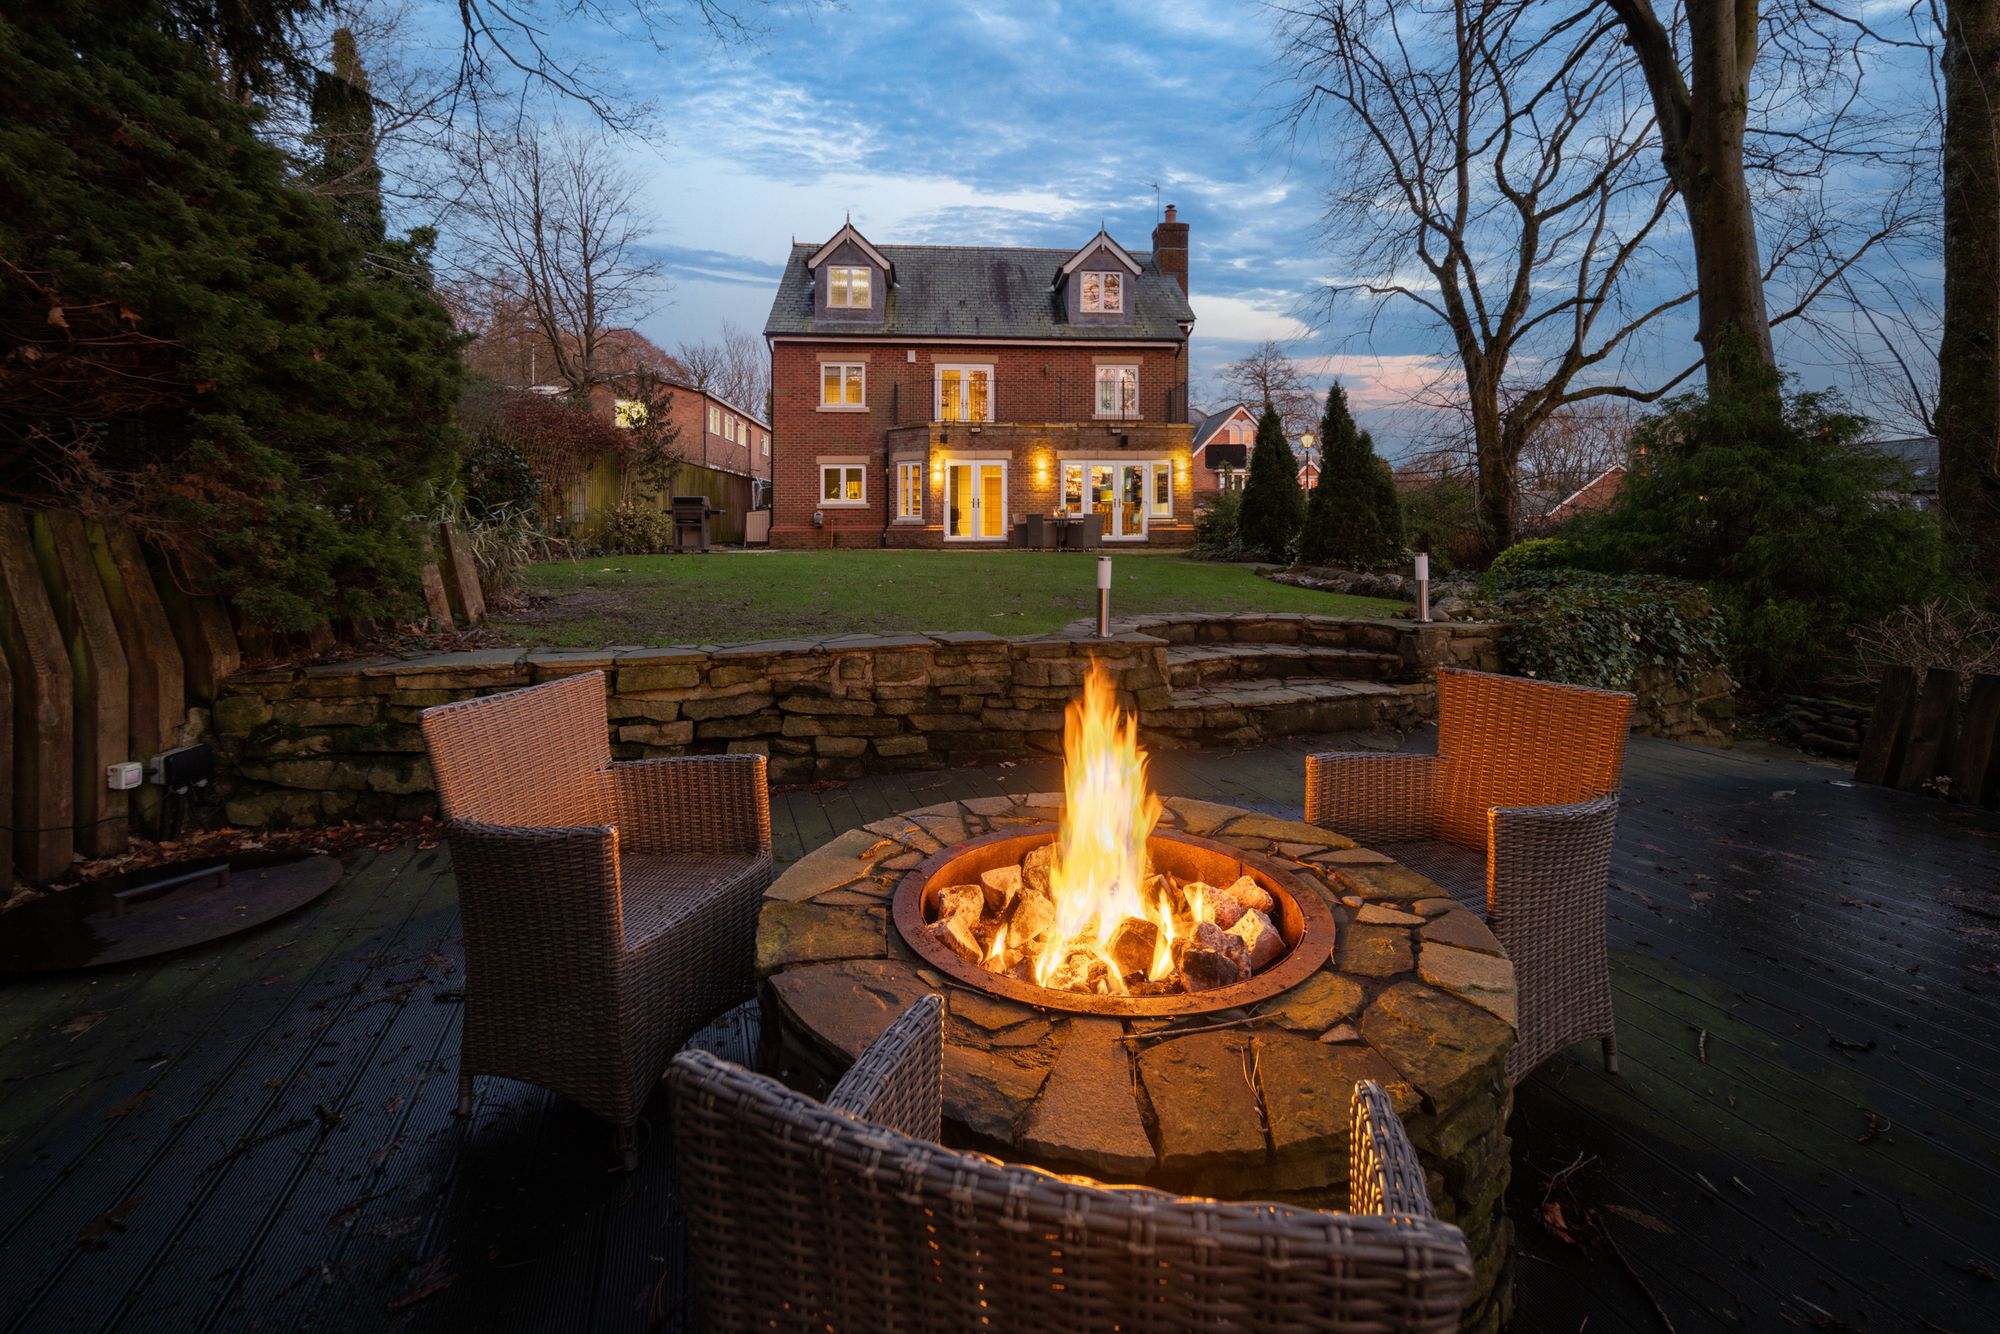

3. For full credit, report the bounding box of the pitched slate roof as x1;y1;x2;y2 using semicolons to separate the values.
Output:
1870;435;1938;488
763;242;1196;342
1191;404;1246;447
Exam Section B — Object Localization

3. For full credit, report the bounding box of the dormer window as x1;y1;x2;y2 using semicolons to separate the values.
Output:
1080;271;1123;314
828;265;871;309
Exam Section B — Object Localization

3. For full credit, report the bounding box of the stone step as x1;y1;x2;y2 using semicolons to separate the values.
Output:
1165;643;1403;688
1144;676;1431;749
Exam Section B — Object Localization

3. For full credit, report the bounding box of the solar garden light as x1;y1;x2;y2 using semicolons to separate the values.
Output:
1097;556;1113;638
1414;551;1431;623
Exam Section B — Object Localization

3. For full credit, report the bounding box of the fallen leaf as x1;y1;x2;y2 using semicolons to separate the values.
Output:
75;1196;141;1246
57;1011;108;1038
1540;1200;1580;1247
102;1089;153;1121
1603;1204;1671;1233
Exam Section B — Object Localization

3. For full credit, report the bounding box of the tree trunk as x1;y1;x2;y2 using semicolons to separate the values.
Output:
1466;366;1517;555
1609;0;1776;396
1939;0;2000;577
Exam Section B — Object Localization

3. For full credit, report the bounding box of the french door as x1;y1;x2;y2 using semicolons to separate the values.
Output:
1066;461;1150;539
945;460;1008;541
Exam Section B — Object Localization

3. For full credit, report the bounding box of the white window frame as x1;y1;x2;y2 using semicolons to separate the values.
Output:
820;361;866;408
1094;364;1138;419
934;363;995;423
1080;270;1124;313
819;463;867;507
707;405;720;433
894;460;924;521
760;430;770;456
828;265;871;309
942;457;1010;542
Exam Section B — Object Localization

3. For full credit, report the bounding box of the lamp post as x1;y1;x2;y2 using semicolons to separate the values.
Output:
1414;552;1431;623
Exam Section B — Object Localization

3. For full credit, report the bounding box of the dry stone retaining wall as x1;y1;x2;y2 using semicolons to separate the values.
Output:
211;616;1501;828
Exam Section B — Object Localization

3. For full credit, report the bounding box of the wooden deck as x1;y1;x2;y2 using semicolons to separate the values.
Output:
2;733;1997;1333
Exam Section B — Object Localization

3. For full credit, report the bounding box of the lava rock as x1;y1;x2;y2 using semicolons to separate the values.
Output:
1176;920;1250;992
1226;908;1285;970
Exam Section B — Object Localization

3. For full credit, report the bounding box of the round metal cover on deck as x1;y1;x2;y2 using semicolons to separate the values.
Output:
0;853;342;973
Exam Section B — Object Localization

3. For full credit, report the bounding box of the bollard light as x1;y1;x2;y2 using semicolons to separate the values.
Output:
1097;556;1113;638
1414;552;1431;623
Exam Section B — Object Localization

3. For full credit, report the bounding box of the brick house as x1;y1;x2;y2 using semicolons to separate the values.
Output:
761;209;1199;548
1189;403;1255;495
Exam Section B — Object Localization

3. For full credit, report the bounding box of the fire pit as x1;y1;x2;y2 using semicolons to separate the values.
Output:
757;665;1519;1332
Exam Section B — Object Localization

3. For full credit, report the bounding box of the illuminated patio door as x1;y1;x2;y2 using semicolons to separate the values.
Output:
1082;462;1149;539
945;460;1008;541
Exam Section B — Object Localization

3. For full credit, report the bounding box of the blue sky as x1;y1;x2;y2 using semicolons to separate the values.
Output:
464;0;1936;456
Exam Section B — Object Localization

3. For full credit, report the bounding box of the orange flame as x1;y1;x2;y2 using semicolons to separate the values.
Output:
1029;660;1170;991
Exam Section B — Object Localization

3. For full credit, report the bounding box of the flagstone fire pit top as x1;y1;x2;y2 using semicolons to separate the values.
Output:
756;793;1520;1332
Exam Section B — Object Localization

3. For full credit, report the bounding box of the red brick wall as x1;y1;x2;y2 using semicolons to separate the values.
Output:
664;388;770;482
770;341;1187;547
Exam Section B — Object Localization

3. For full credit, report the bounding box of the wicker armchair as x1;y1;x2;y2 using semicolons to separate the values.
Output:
1306;667;1633;1084
668;995;1473;1334
420;670;772;1167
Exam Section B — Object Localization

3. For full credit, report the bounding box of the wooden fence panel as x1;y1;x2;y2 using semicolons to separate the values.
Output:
1954;674;2000;809
1855;665;1918;786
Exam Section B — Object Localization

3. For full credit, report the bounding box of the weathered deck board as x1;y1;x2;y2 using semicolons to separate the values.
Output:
1;734;1996;1333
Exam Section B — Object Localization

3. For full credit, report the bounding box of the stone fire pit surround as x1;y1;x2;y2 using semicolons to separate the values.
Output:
757;793;1518;1332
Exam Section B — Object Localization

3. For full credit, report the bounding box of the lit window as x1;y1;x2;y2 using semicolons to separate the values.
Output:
707;405;720;433
1080;270;1123;313
1150;461;1172;517
761;431;770;456
1094;364;1138;418
1062;462;1084;513
820;463;866;505
935;364;993;422
820;362;865;407
614;399;647;429
828;265;871;309
895;461;923;519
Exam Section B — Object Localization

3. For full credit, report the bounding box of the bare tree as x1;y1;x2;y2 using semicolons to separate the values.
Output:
1521;401;1638;500
672;322;771;415
456;126;664;398
1602;0;1932;400
1278;0;1698;552
1216;340;1321;437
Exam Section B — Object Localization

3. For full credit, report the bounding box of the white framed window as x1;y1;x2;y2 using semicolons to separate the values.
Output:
614;399;646;429
1150;461;1173;517
1094;364;1138;418
760;431;770;456
707;405;720;433
934;364;994;422
820;362;865;407
828;265;871;309
895;461;924;520
1080;270;1124;313
819;463;866;505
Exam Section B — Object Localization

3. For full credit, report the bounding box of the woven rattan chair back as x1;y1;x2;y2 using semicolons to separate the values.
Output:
420;670;613;830
669;1002;1473;1334
1432;667;1633;848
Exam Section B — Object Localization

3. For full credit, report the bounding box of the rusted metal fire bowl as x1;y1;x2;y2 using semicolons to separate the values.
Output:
892;827;1338;1016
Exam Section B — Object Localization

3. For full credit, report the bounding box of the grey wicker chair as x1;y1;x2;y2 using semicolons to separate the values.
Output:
668;995;1474;1333
1306;667;1634;1084
420;669;772;1168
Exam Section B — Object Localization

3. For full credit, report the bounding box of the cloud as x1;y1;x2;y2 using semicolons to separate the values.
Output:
1189;293;1315;343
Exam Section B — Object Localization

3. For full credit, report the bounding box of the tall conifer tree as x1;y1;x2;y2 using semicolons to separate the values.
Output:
1238;406;1305;561
1298;382;1405;567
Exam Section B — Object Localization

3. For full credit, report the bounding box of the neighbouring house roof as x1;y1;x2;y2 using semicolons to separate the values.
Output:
1191;403;1249;448
658;378;771;431
1544;464;1627;523
764;242;1196;342
1871;435;1938;488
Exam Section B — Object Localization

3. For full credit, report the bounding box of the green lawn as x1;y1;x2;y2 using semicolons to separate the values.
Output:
487;550;1405;647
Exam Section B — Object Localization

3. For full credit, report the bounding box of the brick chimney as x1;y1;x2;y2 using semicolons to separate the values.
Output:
1152;204;1189;296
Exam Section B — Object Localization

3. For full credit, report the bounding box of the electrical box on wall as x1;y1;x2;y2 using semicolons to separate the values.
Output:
107;761;144;791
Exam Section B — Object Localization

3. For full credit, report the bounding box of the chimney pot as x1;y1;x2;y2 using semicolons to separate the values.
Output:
1165;204;1177;222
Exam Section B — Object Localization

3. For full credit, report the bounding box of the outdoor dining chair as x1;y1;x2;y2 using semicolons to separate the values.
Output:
420;670;772;1167
668;994;1474;1334
1305;667;1633;1083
